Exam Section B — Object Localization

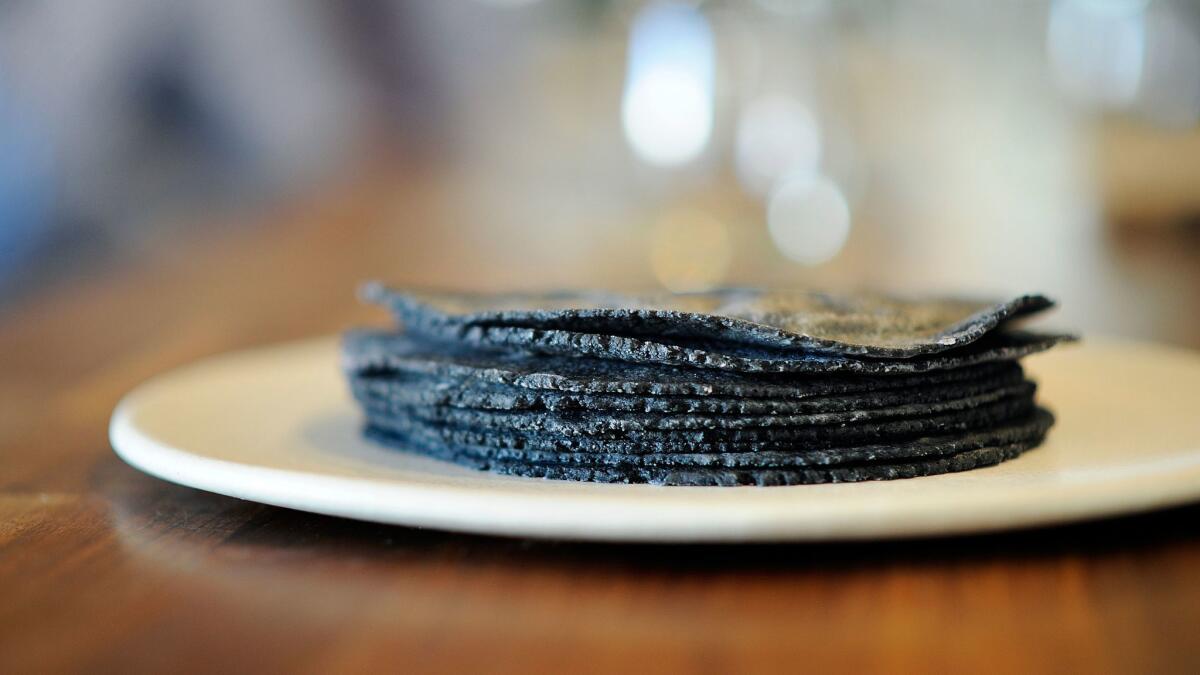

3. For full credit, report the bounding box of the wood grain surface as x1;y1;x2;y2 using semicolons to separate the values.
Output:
2;173;1200;675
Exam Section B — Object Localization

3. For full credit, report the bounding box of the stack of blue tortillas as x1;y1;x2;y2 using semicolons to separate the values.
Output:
342;284;1074;486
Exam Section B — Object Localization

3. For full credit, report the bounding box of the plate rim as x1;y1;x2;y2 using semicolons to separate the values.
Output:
109;336;1200;543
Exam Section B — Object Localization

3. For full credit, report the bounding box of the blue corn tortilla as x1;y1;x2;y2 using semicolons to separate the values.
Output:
404;325;1071;374
345;286;1072;486
347;364;1027;415
343;329;1050;387
362;394;1036;452
363;284;1054;358
356;382;1036;435
364;409;1052;485
365;408;1052;470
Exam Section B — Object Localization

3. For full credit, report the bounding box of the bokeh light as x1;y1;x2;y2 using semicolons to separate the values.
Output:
650;207;732;291
1137;2;1200;128
735;95;821;195
1047;0;1147;108
767;174;850;266
621;1;715;167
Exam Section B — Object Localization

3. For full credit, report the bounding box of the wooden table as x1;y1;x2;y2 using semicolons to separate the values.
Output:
3;174;1200;674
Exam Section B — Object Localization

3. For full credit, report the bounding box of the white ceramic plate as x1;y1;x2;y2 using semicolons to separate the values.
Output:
110;337;1200;542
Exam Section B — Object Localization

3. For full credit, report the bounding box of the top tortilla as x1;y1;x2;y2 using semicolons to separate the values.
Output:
362;284;1054;358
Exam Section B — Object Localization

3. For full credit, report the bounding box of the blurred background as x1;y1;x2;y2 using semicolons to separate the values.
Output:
2;0;1199;346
